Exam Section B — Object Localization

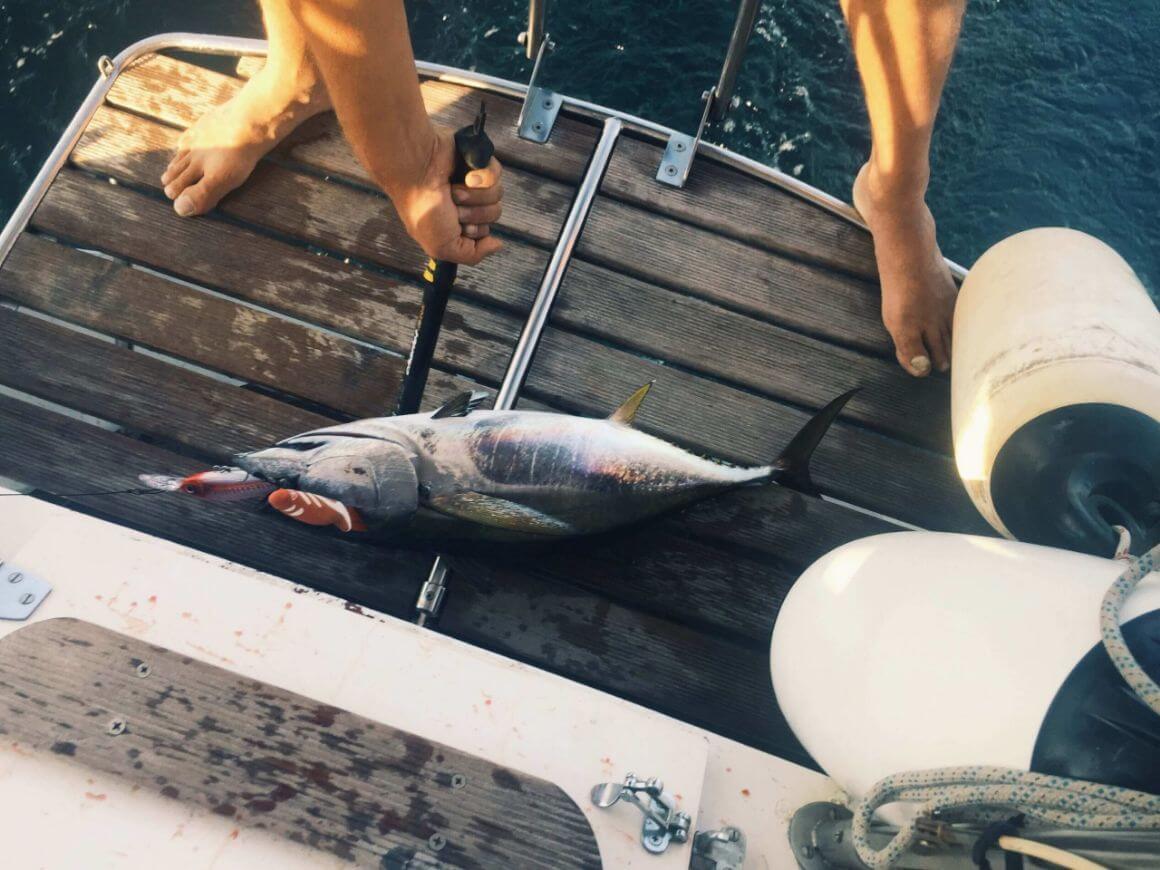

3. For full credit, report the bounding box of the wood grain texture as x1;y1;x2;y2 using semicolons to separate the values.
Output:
577;194;892;358
107;54;580;247
1;234;405;419
601;133;879;280
36;169;424;356
0;618;602;869
0;304;333;459
436;557;813;767
231;54;600;184
71;105;548;320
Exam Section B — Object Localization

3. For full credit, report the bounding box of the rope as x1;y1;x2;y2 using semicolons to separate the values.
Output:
852;541;1160;869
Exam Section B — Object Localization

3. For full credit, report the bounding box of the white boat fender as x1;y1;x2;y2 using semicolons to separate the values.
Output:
951;228;1160;557
770;532;1160;866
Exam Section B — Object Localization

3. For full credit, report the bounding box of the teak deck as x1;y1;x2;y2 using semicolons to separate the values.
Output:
0;50;990;769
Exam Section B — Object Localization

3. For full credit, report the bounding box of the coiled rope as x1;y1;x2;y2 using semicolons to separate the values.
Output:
852;540;1160;868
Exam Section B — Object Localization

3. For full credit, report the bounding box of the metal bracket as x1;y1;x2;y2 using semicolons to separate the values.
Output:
591;773;692;854
692;827;747;870
0;563;52;621
657;86;717;188
517;33;561;143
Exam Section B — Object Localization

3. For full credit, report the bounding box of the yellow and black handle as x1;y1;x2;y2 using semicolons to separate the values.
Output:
396;103;494;415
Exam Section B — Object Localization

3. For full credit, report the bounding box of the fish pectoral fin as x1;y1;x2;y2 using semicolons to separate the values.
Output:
608;381;654;426
428;492;573;536
430;390;491;419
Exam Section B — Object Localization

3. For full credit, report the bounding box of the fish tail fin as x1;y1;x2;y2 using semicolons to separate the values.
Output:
767;388;859;496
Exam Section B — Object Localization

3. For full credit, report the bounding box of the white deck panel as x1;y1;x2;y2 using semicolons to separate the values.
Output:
0;491;837;867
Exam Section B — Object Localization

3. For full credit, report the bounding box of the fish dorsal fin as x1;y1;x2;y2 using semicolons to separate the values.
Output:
431;390;490;419
609;382;654;426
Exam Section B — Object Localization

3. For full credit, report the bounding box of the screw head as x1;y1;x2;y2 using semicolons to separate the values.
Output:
135;663;151;678
674;141;686;152
427;833;446;852
8;572;23;584
18;593;34;605
665;165;678;176
450;774;467;790
533;122;543;132
107;718;127;736
543;98;554;109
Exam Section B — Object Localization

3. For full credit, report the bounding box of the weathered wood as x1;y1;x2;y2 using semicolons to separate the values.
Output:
230;54;599;184
37;169;424;356
549;261;953;453
578;194;894;359
107;54;579;248
71;105;549;317
0;304;332;459
1;234;405;419
0;618;602;869
437;558;813;767
602;133;879;280
0;392;427;616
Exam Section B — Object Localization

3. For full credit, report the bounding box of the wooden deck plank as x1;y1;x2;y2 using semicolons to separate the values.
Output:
601;133;879;280
578;195;893;358
436;560;812;766
108;54;581;248
36;169;423;356
230;54;599;184
549;261;952;453
0;392;427;617
0;305;332;458
0;234;404;419
72;105;549;317
2;619;603;869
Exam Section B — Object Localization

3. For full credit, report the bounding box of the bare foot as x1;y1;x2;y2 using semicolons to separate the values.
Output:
161;63;332;217
853;163;957;376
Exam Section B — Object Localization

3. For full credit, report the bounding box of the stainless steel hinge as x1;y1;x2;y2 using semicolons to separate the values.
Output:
517;33;561;143
591;773;692;854
0;563;52;620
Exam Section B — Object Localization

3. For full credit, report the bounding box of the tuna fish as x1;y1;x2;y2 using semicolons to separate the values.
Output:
234;384;856;540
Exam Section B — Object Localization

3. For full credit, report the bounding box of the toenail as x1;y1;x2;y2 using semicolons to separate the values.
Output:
910;355;932;375
174;196;196;217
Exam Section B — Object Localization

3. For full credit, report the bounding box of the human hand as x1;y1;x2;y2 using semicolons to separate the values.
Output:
391;126;504;266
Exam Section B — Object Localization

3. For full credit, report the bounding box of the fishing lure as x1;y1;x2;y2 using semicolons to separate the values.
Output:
139;468;276;502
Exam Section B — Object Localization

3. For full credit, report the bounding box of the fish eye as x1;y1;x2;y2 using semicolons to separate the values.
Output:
184;485;197;494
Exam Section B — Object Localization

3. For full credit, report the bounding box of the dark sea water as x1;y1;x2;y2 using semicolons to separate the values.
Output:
1;1;1157;294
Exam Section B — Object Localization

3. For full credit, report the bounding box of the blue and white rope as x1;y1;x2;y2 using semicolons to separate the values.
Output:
852;541;1160;868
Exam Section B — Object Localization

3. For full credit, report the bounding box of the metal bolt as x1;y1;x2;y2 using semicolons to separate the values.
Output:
450;774;467;790
18;593;33;605
674;141;686;152
533;122;543;132
427;833;446;852
107;718;127;736
8;572;23;584
517;31;528;45
665;165;678;176
135;662;151;678
543;98;554;109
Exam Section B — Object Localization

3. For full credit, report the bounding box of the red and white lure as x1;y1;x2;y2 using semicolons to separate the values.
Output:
139;468;277;502
138;467;364;532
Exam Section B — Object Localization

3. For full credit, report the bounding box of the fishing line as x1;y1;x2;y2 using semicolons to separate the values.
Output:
0;488;167;498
